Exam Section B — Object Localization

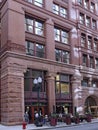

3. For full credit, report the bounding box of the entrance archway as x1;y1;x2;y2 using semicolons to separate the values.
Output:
84;96;98;117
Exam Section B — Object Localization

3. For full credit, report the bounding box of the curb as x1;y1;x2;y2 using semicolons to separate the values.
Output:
28;120;98;130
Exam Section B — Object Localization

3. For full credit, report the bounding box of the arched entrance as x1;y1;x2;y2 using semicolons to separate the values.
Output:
84;96;98;117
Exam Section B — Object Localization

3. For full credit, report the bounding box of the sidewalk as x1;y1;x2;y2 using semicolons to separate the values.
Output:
0;118;98;130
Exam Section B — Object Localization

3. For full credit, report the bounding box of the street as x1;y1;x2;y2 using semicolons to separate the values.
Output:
46;123;98;130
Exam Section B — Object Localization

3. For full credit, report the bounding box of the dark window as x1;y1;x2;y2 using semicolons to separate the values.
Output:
55;49;70;64
90;2;95;13
88;36;92;49
81;78;88;87
81;33;86;47
83;54;87;66
90;56;94;68
26;41;45;58
24;69;46;92
80;13;85;24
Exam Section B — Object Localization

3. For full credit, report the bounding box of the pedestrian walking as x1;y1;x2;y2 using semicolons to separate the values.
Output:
24;111;29;124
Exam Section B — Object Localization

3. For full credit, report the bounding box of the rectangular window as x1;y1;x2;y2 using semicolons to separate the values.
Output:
54;28;69;44
84;0;89;9
55;49;70;63
88;36;92;49
25;16;44;36
26;41;34;55
62;51;70;63
36;44;45;58
81;33;86;47
90;56;94;68
81;78;88;87
55;49;62;62
54;28;60;41
24;69;46;92
53;3;68;18
94;39;97;51
80;13;84;24
26;41;45;58
60;7;67;18
56;74;70;94
95;58;98;69
78;0;82;5
86;16;90;27
92;19;96;30
25;17;33;33
34;0;43;7
90;2;95;13
83;54;87;66
53;4;59;15
61;30;68;44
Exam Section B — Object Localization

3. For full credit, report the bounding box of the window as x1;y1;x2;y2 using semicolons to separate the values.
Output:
25;17;33;33
26;41;45;58
94;39;97;51
55;49;70;63
92;81;97;88
90;2;95;13
90;56;94;68
81;33;86;47
25;16;44;36
24;69;46;92
84;0;89;9
95;58;98;69
78;0;82;5
26;0;43;7
34;0;43;7
92;19;96;30
53;3;68;18
54;28;69;44
54;28;60;41
80;13;85;24
81;79;88;87
83;54;87;66
86;16;90;27
56;74;70;94
35;21;44;35
88;36;92;49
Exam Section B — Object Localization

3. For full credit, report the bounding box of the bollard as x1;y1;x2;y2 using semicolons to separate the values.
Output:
22;121;27;130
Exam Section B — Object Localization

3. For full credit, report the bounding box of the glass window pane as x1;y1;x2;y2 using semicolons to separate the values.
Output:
60;7;67;18
55;49;61;62
53;4;59;15
35;21;43;35
34;0;43;7
54;28;60;41
36;44;45;58
26;41;34;55
62;51;69;63
56;82;60;93
61;83;69;93
61;31;68;44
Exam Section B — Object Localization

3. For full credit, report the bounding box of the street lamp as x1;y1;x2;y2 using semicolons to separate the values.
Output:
33;76;42;115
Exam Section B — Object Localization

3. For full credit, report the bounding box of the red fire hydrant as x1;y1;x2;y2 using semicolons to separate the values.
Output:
22;121;27;129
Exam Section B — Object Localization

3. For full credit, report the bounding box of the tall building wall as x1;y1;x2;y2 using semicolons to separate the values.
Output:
0;0;98;125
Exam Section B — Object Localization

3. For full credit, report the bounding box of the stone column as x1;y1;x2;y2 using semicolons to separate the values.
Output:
46;72;56;114
0;58;26;125
71;69;83;115
45;18;55;60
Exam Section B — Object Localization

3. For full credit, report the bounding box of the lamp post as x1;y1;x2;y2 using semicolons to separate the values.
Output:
33;77;42;115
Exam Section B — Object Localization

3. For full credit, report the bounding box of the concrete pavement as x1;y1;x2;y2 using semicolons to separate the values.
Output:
0;118;98;130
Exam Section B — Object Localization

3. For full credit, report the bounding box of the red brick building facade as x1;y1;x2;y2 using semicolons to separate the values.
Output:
0;0;98;125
